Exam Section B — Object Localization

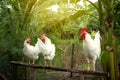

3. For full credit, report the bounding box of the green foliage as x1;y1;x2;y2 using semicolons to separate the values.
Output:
114;0;120;36
100;50;109;63
0;0;85;79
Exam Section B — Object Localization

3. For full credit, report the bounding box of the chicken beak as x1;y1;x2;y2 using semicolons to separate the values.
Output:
41;34;46;43
27;39;31;43
41;37;45;43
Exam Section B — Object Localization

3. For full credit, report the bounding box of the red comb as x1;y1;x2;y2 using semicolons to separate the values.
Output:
41;34;46;37
81;28;88;34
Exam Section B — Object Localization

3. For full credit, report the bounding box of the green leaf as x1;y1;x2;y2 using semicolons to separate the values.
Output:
100;50;109;63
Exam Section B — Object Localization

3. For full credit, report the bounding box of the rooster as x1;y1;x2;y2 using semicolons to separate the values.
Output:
37;34;55;65
80;28;101;71
23;37;41;64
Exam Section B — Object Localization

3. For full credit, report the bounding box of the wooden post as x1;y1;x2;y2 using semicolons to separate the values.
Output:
24;66;27;80
118;63;120;80
11;63;18;80
71;43;74;77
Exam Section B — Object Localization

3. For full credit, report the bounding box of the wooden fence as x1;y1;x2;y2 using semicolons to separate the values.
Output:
11;61;109;80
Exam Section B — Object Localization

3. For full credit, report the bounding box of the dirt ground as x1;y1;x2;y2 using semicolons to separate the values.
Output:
38;72;105;80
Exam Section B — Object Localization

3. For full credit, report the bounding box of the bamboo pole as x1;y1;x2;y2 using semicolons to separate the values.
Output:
109;52;115;80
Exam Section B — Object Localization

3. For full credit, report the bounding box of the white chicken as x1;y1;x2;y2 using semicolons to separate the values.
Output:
80;28;101;71
23;37;41;64
37;34;55;63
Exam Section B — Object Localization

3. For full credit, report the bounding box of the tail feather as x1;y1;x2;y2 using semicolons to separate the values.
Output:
94;31;101;58
94;31;100;47
37;38;46;50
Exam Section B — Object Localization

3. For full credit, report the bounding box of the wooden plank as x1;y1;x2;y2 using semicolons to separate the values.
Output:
11;61;109;76
0;72;8;80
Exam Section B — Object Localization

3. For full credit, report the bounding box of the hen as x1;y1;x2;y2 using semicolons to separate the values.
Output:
37;34;55;62
23;37;41;64
81;28;101;71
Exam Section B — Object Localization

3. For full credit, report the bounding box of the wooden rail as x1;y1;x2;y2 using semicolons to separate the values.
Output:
0;69;8;80
0;73;7;80
11;61;109;76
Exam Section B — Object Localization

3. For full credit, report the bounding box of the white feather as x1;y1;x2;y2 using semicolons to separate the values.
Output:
94;31;101;58
23;39;41;61
37;37;55;61
83;31;101;70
